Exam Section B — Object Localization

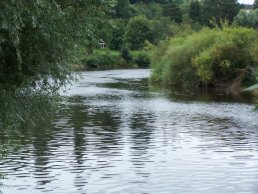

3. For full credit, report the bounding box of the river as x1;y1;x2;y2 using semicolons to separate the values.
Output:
1;69;258;194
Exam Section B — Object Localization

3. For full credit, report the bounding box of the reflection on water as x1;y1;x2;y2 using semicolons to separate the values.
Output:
1;69;258;194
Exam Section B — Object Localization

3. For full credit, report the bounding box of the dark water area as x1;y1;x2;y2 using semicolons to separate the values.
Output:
1;69;258;194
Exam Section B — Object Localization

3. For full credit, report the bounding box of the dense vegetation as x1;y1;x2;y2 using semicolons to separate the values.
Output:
150;26;258;91
78;0;244;69
2;0;257;87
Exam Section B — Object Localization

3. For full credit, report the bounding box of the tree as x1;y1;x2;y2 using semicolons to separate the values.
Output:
115;0;131;19
163;1;183;23
110;20;127;50
130;2;163;19
129;0;169;4
150;17;174;44
0;0;113;91
189;1;202;24
124;16;152;50
202;0;241;25
254;0;258;9
234;9;258;29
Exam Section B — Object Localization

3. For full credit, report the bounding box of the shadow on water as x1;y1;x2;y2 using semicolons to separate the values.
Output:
149;84;256;104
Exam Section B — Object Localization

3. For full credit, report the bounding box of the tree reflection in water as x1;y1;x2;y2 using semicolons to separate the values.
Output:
0;89;58;189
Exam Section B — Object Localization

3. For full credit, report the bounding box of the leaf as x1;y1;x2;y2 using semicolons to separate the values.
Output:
243;84;258;91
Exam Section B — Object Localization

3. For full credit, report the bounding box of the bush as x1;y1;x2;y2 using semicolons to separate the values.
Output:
81;56;99;68
81;52;128;69
120;48;132;62
150;26;258;89
98;54;119;67
134;52;150;68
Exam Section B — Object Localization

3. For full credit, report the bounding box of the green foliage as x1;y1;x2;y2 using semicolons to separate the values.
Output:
0;0;113;91
96;22;113;48
80;49;139;69
115;0;131;19
234;9;258;29
251;39;258;63
130;2;163;19
0;89;58;138
124;15;152;50
202;0;241;26
163;1;183;23
134;52;150;68
121;48;132;62
189;1;202;24
82;54;120;69
0;88;59;186
245;70;258;90
245;83;258;91
98;54;121;67
254;0;258;9
80;49;151;69
151;26;258;89
82;56;99;69
150;17;174;44
110;19;127;50
0;0;114;165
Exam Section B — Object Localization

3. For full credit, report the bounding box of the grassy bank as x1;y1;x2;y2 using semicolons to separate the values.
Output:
71;48;151;71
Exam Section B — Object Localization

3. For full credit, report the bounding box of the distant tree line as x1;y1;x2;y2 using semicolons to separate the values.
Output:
101;0;246;51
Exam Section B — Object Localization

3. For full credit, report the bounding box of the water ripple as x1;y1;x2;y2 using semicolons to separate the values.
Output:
1;69;258;194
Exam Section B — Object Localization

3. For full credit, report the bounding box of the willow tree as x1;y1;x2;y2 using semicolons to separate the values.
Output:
0;0;115;91
0;0;116;134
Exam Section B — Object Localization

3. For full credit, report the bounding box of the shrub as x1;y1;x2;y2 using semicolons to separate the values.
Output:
81;56;99;68
150;26;258;89
134;52;150;68
120;48;132;62
81;53;125;69
98;54;119;67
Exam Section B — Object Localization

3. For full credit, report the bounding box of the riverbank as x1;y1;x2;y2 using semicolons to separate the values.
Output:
71;48;151;71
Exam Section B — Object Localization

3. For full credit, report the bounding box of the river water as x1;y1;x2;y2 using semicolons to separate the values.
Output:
1;69;258;194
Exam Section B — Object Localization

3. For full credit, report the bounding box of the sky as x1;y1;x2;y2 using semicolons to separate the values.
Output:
238;0;254;4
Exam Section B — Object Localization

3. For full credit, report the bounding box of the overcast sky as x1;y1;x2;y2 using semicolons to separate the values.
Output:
238;0;254;4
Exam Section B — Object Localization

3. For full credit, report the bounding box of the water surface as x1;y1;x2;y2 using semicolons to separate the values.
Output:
1;69;258;194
